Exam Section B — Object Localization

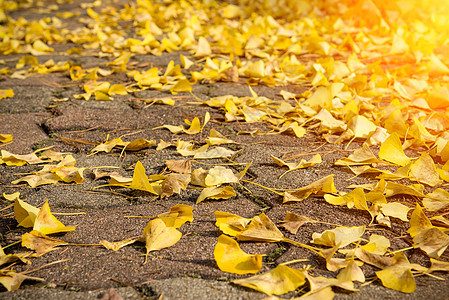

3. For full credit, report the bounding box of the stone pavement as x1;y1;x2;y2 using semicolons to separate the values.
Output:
1;1;449;299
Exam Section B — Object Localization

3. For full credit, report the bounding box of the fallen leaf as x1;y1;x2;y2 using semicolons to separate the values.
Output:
196;186;236;204
22;230;69;256
283;175;337;203
232;265;306;295
279;212;316;234
33;200;75;235
100;238;139;251
0;270;44;291
214;211;251;237
213;234;263;275
311;225;366;248
143;218;182;258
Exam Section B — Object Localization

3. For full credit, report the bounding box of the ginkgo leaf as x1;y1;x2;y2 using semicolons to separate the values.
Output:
413;227;449;259
0;270;44;291
205;129;236;145
408;204;433;238
361;234;390;255
283;175;337;203
1;150;43;166
409;152;442;187
160;173;190;197
123;138;156;151
100;238;139;251
294;286;334;300
272;154;321;178
196;186;236;204
157;204;193;228
337;257;365;283
33;200;75;235
0;245;31;266
143;218;182;258
380;202;410;222
165;159;192;173
194;36;211;57
232;265;306;295
304;272;358;292
214;211;251;237
423;188;449;211
237;213;284;242
378;132;410;166
0;134;12;143
204;166;239;186
22;230;69;256
0;89;14;99
14;199;40;228
279;212;316;235
311;226;365;248
193;147;236;159
11;172;60;188
90;138;124;154
335;144;379;166
128;161;157;194
213;234;263;275
375;253;416;294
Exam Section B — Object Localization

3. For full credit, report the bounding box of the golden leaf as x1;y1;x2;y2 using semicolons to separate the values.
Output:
33;200;75;235
232;265;306;295
213;234;262;275
22;230;68;256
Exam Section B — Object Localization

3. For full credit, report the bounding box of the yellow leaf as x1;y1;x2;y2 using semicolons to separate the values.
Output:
0;89;13;100
347;115;377;139
361;234;390;255
165;159;192;174
143;218;182;256
109;84;128;95
214;211;251;237
0;134;12;143
124;138;156;151
279;212;316;235
14;199;40;228
0;270;44;291
204;166;239;186
196;186;236;204
375;253;416;293
413;227;449;259
335;144;379;166
237;213;284;242
311;226;365;248
157;204;193;228
33;201;75;235
128;161;157;194
194;37;211;58
378;132;410;166
213;234;262;275
171;79;192;94
233;265;306;295
32;40;53;52
205;129;235;145
180;54;194;69
283;175;337;203
427;84;449;109
407;204;433;238
380;202;410;222
0;245;30;266
193;147;235;159
409;152;442;187
22;230;68;256
423;188;449;211
337;258;365;283
160;173;190;197
1;150;43;166
100;238;139;251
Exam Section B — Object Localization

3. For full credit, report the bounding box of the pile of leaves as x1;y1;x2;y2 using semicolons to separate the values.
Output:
2;0;449;298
